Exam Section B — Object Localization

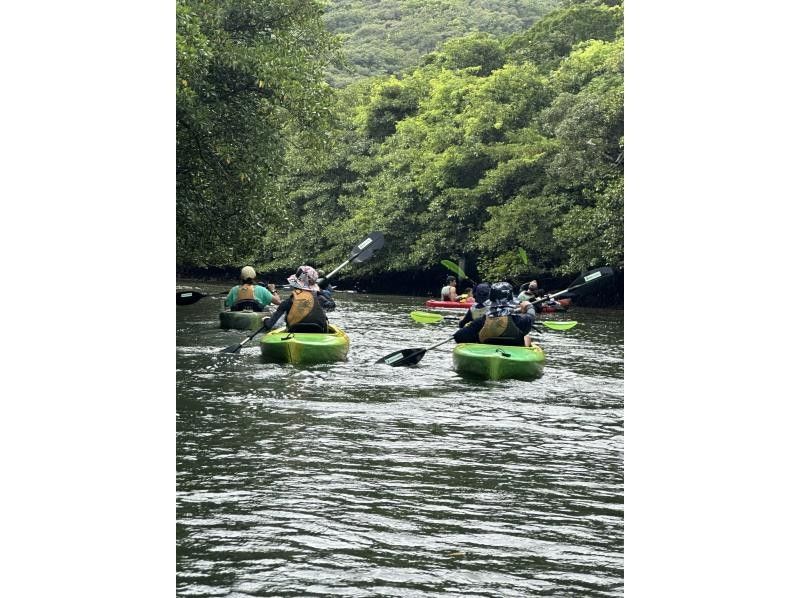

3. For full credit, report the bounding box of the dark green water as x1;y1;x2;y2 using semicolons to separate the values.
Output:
177;285;624;596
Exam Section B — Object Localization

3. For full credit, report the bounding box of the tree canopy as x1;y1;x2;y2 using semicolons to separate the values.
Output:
177;0;624;284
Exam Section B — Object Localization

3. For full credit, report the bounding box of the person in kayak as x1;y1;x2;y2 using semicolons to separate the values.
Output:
261;265;330;332
316;274;337;311
440;276;458;301
458;282;491;328
225;266;281;312
453;282;535;347
458;287;474;302
517;280;539;302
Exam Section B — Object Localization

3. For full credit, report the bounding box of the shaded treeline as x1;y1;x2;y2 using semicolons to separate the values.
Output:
177;0;624;302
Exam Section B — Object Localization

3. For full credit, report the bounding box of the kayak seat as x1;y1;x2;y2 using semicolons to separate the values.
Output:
287;322;329;333
231;300;264;312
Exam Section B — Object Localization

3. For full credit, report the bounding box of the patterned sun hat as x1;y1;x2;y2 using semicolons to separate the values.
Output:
287;265;320;291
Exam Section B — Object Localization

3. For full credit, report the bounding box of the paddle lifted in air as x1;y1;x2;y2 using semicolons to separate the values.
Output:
220;231;385;354
377;266;614;367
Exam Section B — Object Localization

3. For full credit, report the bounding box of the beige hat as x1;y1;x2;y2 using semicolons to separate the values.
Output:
240;266;257;281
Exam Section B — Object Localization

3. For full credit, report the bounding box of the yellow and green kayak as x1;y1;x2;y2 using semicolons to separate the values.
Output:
219;310;266;331
260;324;349;364
452;343;545;380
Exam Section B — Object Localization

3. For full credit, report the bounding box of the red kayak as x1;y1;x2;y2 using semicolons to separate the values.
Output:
425;299;475;309
539;298;571;313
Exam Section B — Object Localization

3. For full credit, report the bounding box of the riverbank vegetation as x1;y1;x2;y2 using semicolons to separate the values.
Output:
177;0;623;286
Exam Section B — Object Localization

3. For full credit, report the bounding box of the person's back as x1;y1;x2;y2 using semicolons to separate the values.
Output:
440;276;458;301
225;266;278;312
262;265;329;332
458;282;490;328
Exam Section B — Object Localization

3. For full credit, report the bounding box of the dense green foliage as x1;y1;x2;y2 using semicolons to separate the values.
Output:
324;0;558;87
262;0;623;279
176;0;624;283
176;0;338;266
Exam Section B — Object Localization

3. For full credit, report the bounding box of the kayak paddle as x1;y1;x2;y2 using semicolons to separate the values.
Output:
411;310;577;330
220;231;385;354
177;290;207;305
410;310;456;324
441;259;478;286
374;335;456;367
378;267;613;367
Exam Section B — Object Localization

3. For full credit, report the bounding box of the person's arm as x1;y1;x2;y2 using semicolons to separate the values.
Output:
458;309;473;328
448;286;458;301
262;298;291;329
454;317;483;343
267;283;281;305
255;286;273;308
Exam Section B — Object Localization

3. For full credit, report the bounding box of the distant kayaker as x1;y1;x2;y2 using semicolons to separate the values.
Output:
453;282;535;347
458;287;474;303
225;266;281;312
458;282;490;328
261;265;330;332
517;279;558;314
441;276;458;301
517;280;540;302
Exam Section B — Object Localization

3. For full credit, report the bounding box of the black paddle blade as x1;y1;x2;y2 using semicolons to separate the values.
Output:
219;325;267;354
375;348;426;367
177;290;207;305
352;231;385;263
569;267;615;291
219;343;243;354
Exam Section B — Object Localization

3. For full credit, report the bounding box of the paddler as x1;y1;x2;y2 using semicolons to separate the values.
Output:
453;282;535;347
458;282;490;328
261;265;330;332
224;266;281;312
440;276;458;301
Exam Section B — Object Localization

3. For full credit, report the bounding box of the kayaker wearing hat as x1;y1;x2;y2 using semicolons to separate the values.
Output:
453;282;535;347
261;265;330;332
458;282;491;328
224;266;281;312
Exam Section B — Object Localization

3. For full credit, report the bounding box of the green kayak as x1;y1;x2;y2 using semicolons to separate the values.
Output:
260;324;349;364
219;310;266;331
452;343;546;381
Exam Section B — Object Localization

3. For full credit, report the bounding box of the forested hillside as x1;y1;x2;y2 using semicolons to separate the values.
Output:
176;0;624;288
324;0;558;87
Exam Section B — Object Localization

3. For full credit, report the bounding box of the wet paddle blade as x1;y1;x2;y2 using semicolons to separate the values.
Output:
219;324;268;354
410;311;444;324
375;348;426;366
540;320;578;331
177;290;207;305
220;342;244;354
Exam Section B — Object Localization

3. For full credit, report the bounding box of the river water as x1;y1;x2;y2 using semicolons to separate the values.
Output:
176;284;624;596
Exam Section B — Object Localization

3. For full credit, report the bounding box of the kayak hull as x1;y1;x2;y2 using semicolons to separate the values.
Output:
219;310;266;331
425;299;474;310
452;343;546;381
259;324;349;364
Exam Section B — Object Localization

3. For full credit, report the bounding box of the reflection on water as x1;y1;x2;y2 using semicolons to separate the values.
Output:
177;287;623;596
